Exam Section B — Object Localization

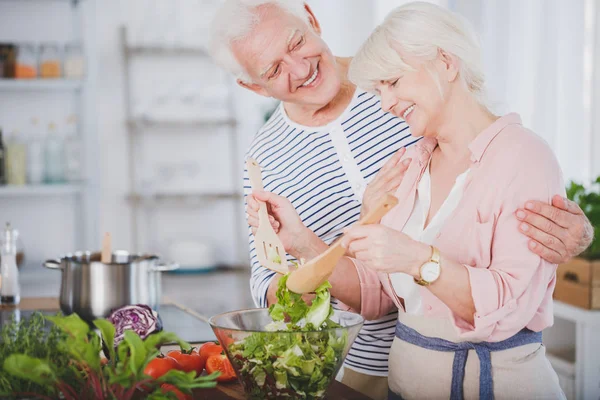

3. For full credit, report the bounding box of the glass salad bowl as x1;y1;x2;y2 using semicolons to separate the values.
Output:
208;309;364;400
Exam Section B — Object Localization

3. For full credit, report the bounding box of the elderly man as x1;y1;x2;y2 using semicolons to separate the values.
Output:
209;1;593;399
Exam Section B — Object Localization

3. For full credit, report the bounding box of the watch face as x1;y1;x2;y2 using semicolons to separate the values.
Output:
421;262;441;282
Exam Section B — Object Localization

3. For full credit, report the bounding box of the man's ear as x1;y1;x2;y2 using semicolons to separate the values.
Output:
237;79;270;97
303;3;321;35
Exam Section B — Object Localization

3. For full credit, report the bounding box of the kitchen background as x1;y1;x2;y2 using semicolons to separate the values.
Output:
0;0;598;398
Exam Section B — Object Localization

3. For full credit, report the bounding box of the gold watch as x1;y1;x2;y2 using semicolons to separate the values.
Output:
414;246;441;286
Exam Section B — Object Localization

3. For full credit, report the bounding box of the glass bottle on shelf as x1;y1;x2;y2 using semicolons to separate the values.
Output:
64;115;82;182
0;222;20;305
27;117;45;185
15;43;37;79
5;131;27;186
64;43;85;79
39;43;62;79
0;127;6;185
44;123;65;183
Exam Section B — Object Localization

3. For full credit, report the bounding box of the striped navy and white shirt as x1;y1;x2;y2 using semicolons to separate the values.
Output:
243;89;418;376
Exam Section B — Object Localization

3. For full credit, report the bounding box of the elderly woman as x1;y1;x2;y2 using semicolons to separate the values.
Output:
337;2;566;399
244;1;579;398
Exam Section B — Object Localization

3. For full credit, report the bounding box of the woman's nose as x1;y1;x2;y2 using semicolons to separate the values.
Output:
380;89;399;114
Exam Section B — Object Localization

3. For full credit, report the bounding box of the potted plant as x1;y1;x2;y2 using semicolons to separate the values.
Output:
553;178;600;309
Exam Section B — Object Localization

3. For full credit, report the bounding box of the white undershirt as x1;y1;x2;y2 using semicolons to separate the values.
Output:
390;162;470;315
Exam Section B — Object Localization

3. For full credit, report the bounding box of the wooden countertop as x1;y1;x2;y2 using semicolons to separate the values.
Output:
0;296;59;311
193;380;370;399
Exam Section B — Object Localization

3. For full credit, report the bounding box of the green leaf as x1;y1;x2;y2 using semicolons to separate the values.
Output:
3;354;56;386
123;330;148;375
158;369;219;389
268;303;285;321
306;281;333;328
144;331;191;353
46;313;90;338
93;319;116;360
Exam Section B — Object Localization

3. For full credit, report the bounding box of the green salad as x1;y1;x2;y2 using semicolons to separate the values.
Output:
227;274;348;399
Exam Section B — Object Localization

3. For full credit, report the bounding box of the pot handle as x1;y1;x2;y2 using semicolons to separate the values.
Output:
151;262;179;272
43;259;63;269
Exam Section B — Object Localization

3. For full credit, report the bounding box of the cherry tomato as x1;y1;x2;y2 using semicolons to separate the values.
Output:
197;342;223;371
144;355;182;380
167;347;204;376
160;383;193;400
205;354;236;382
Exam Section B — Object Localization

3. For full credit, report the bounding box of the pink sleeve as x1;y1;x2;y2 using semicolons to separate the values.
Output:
451;143;565;341
346;257;396;320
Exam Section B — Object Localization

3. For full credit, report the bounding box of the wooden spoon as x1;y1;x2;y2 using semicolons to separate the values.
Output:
101;232;112;264
286;194;399;294
246;158;289;274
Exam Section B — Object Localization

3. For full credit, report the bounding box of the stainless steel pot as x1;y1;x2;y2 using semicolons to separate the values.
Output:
43;250;178;322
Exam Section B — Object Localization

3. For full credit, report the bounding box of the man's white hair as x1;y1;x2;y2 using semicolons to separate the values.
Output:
209;0;308;83
349;1;487;106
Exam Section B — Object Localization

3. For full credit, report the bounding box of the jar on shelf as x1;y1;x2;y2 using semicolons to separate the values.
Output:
0;43;16;78
27;117;45;185
39;43;62;79
15;43;37;79
44;122;65;183
64;43;85;79
5;131;27;186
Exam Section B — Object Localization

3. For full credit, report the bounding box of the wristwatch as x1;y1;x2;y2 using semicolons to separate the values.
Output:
414;246;441;286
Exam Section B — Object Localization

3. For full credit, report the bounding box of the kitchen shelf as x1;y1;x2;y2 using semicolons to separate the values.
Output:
0;184;83;197
128;192;243;205
127;118;237;130
0;79;83;91
0;0;83;3
0;0;83;5
554;300;600;325
124;45;209;57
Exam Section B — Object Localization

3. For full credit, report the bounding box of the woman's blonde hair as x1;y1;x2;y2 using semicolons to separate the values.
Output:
349;1;486;105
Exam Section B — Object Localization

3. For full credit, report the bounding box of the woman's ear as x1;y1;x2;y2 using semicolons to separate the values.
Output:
438;49;459;82
303;3;322;35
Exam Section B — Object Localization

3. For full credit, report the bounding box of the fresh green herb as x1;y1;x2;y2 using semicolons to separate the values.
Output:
567;178;600;259
2;313;218;399
228;273;346;399
0;312;81;399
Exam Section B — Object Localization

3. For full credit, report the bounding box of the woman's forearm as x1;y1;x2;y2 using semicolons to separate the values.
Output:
425;254;476;324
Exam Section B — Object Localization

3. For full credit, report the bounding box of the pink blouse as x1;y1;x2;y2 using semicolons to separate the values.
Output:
349;113;565;342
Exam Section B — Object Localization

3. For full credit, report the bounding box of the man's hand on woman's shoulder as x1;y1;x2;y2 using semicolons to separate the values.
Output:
515;195;593;264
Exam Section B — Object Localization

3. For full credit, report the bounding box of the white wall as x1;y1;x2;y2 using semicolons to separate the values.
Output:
307;0;375;57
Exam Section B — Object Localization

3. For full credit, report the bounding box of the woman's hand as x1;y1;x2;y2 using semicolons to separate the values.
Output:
246;190;310;255
340;224;431;275
361;148;411;219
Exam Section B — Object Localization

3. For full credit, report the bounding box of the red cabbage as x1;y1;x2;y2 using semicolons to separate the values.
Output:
107;304;162;347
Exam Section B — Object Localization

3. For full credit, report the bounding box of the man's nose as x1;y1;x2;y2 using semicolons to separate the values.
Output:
286;54;311;80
